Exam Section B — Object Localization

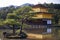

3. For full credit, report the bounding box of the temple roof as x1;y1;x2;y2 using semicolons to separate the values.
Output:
32;4;60;9
32;4;47;8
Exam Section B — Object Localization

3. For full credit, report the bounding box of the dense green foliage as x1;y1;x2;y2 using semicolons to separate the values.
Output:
0;3;60;26
0;5;33;34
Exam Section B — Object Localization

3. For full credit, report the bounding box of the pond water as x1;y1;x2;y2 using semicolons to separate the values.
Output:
0;27;60;40
0;29;40;40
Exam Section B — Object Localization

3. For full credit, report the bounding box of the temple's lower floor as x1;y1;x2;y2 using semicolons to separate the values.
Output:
26;19;52;25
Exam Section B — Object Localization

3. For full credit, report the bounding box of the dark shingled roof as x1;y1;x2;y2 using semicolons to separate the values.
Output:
32;4;60;9
32;4;47;8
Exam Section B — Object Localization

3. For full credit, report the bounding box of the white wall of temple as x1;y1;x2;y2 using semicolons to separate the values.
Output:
43;19;52;24
47;20;52;24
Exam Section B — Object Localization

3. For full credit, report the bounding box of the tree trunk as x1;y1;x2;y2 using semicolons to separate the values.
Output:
13;25;15;35
20;19;23;34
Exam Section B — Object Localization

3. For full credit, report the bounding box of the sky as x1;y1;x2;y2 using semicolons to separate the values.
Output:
0;0;60;7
